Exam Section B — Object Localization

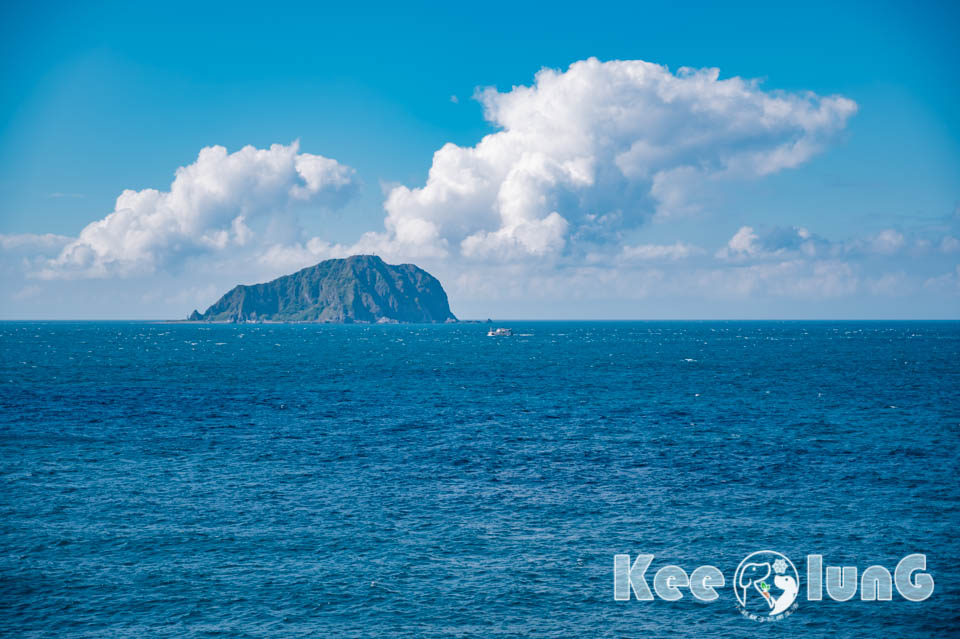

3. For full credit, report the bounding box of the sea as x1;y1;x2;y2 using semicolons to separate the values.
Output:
1;321;958;637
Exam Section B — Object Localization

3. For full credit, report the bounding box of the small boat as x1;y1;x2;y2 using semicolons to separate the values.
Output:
487;327;513;336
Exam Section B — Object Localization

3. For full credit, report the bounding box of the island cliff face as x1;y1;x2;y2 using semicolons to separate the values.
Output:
190;255;457;323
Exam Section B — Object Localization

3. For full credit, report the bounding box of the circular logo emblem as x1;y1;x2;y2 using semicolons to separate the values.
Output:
734;550;799;622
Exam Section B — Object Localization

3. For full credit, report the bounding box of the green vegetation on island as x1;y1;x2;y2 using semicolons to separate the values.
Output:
189;255;457;324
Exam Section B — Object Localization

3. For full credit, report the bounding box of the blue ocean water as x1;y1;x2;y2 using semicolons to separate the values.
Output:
1;321;958;637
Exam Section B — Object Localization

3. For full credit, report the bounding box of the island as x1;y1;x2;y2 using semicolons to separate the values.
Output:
187;255;457;323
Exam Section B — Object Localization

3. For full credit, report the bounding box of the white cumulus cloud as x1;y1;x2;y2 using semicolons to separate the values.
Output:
716;225;832;260
372;57;857;260
40;141;357;279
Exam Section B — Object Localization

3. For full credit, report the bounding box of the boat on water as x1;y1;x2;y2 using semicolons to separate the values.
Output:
487;327;513;336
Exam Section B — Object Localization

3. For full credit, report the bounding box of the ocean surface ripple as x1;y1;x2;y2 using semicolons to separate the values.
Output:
1;321;958;636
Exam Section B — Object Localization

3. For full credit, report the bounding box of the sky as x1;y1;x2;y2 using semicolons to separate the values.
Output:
1;0;958;319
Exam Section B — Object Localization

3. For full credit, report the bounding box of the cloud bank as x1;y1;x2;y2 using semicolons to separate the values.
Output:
33;59;860;280
3;57;957;318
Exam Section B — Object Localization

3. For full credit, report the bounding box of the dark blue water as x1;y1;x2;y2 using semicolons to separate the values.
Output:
1;321;958;636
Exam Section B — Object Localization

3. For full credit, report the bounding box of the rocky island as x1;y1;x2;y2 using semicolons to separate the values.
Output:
187;255;457;323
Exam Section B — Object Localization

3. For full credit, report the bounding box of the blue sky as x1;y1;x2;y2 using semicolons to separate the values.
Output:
1;0;958;318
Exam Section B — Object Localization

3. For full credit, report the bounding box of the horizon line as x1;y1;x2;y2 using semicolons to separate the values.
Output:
1;318;958;323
